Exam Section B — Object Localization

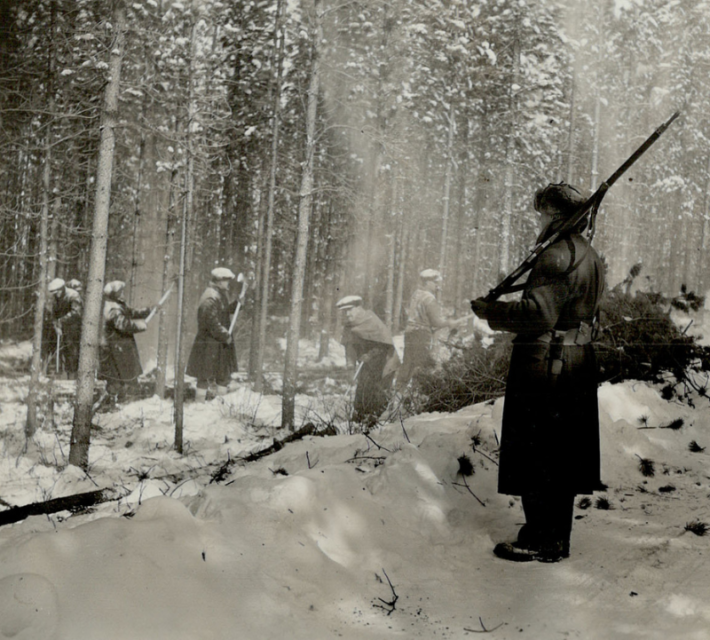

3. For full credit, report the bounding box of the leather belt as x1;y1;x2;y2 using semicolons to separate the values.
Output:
536;322;593;346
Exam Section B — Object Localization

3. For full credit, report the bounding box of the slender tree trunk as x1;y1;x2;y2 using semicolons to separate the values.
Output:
254;0;285;393
566;76;576;185
128;84;149;304
155;164;179;399
438;107;455;281
393;209;408;334
26;0;57;439
282;0;322;430
698;154;710;294
384;173;398;329
498;21;520;277
26;135;52;440
48;198;59;281
589;8;605;193
69;1;126;469
174;15;198;453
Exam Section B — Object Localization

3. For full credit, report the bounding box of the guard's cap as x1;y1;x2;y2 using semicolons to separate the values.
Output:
336;295;363;310
534;182;587;217
103;280;126;296
67;279;82;290
419;269;442;282
211;267;236;281
48;278;65;293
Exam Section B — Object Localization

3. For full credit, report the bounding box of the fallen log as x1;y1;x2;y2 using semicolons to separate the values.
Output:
0;488;122;528
210;422;337;483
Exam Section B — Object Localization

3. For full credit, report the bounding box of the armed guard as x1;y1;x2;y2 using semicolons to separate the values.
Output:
471;183;606;563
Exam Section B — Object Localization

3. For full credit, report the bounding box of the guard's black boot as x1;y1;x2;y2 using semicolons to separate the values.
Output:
493;542;537;562
493;539;570;563
534;540;570;563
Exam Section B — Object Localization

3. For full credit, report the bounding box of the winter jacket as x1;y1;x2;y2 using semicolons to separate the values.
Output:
44;287;83;374
341;309;398;421
100;297;150;384
51;287;83;327
484;228;606;496
404;288;449;333
186;286;238;385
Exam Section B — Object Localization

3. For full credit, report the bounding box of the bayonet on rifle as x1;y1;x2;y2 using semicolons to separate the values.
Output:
484;111;680;302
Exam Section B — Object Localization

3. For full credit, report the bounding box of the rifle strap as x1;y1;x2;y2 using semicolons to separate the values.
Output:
497;236;590;297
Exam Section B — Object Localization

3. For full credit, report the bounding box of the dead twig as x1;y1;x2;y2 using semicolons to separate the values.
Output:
399;414;410;443
464;617;505;633
365;433;391;453
345;455;388;463
452;475;486;507
373;568;398;615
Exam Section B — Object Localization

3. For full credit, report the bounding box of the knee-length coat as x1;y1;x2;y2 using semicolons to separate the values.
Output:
100;298;150;384
483;229;606;496
186;286;238;384
341;310;399;420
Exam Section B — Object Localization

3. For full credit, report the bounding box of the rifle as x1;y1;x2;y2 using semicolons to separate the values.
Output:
228;273;248;335
145;283;174;324
483;111;680;302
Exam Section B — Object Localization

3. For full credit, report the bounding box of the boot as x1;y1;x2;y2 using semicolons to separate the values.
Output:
493;539;569;563
195;387;208;402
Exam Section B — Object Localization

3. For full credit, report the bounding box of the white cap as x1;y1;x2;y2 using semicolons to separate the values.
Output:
103;280;126;296
419;269;442;282
336;295;363;310
48;278;65;292
211;267;236;281
67;279;82;290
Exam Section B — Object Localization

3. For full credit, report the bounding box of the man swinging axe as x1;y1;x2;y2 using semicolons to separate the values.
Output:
186;268;244;401
470;111;680;563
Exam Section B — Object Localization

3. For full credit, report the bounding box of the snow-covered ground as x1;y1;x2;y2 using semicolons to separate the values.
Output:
2;337;710;639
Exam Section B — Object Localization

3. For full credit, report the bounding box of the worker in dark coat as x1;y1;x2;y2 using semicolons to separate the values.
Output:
99;280;152;402
186;268;239;401
337;296;399;426
397;268;468;390
471;182;606;563
45;278;83;376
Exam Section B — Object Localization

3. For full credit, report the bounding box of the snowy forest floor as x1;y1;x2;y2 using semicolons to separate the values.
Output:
1;333;710;639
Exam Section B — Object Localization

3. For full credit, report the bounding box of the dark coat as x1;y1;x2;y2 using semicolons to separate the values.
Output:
341;310;398;421
43;287;83;374
186;286;238;385
484;229;605;496
100;298;150;384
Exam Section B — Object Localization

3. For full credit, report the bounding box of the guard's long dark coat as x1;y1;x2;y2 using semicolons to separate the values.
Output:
100;298;150;384
485;228;605;496
186;286;238;384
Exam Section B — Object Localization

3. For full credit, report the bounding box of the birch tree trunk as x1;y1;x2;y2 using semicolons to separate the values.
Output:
69;1;126;469
281;0;322;430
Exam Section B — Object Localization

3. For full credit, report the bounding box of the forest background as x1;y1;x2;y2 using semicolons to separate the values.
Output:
0;0;702;404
